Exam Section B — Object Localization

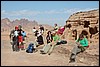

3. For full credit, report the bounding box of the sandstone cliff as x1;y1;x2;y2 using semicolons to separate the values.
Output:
65;9;99;44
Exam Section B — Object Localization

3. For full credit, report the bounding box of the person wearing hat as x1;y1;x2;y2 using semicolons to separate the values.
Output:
9;26;19;51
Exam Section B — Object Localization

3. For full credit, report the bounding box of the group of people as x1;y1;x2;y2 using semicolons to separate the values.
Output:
10;23;89;63
10;25;26;52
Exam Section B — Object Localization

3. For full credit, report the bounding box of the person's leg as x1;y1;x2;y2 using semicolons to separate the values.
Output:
21;42;24;50
14;37;19;51
40;43;51;54
48;44;56;55
12;41;15;51
14;40;18;51
16;41;19;51
69;44;81;62
19;35;24;50
34;41;38;48
12;37;16;51
18;42;21;50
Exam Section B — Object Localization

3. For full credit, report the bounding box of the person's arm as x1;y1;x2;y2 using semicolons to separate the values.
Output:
50;35;53;42
83;38;88;47
37;37;39;42
9;33;12;40
9;30;14;40
43;27;44;31
75;38;81;46
76;38;79;42
50;36;56;46
46;35;48;40
50;40;56;46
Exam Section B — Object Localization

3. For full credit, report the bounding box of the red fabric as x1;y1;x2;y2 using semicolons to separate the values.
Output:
21;45;24;48
18;46;21;48
57;29;63;35
57;27;65;35
18;45;24;48
86;45;89;48
18;36;23;42
15;26;18;30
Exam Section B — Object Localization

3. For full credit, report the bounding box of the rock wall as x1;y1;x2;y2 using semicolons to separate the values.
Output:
65;9;99;44
66;9;99;26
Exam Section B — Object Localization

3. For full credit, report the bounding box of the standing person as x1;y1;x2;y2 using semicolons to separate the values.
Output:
46;31;53;44
9;26;19;52
17;25;24;50
32;27;36;35
69;34;88;63
10;30;15;45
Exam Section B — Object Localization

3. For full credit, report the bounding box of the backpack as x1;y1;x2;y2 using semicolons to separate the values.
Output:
61;40;67;44
26;43;35;53
56;40;67;45
22;32;26;37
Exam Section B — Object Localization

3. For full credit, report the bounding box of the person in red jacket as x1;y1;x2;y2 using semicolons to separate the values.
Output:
17;25;24;50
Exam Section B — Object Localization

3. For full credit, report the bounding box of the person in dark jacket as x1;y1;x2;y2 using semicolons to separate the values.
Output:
36;32;44;46
46;31;53;44
9;26;19;51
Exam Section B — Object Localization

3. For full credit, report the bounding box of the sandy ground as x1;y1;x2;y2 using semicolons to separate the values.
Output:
1;32;99;66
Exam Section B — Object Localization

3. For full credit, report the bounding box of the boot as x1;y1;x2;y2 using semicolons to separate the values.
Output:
69;53;75;63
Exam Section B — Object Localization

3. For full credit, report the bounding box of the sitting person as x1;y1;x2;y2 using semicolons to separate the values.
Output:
72;29;77;40
35;32;44;47
57;26;65;39
57;26;65;35
54;23;59;32
46;31;53;44
40;31;60;55
69;34;88;63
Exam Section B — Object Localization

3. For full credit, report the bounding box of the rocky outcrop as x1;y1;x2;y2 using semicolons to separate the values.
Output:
66;9;99;26
65;9;99;44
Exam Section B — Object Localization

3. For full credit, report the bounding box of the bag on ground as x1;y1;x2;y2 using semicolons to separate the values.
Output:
61;40;67;44
56;40;67;45
26;43;35;53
